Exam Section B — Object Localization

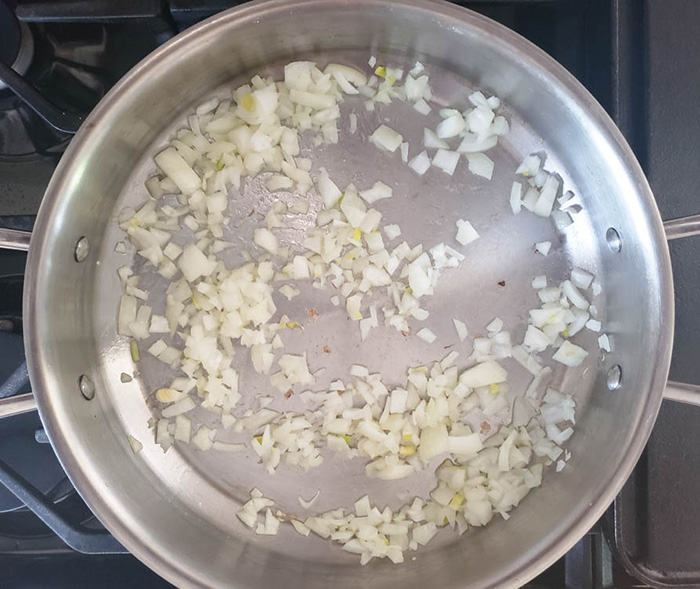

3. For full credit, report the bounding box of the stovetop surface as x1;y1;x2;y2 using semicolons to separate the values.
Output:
1;1;699;587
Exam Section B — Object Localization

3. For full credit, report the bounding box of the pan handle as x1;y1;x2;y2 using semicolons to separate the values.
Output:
0;393;37;418
0;230;34;418
664;382;700;406
661;216;700;406
0;227;31;251
664;214;700;240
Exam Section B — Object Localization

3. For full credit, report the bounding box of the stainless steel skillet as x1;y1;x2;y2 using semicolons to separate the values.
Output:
1;0;700;587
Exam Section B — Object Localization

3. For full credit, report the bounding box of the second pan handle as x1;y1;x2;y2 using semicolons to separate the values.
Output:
663;214;700;241
661;215;700;406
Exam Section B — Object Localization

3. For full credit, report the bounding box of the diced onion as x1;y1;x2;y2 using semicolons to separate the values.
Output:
408;151;431;175
467;153;494;180
455;219;479;245
431;150;460;176
370;125;403;152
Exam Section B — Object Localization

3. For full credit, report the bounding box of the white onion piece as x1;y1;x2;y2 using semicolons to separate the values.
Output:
432;149;460;175
325;64;367;90
127;435;143;453
436;113;465;138
467;153;494;180
524;325;551;352
535;241;552;256
154;147;201;195
552;341;589;367
586;319;602;332
516;154;542;177
533;175;560;217
359;181;393;204
400;142;409;163
408;151;431;175
453;318;468;341
459;361;507;388
384;224;401;240
317;168;342;208
118;295;137;336
253;228;279;255
455;219;479;245
571;267;594;290
414;99;431;115
598;334;612;352
510;182;523;214
416;328;436;343
448;433;482;458
457;133;498;154
161;397;196;418
531;275;547;289
423;128;448;150
298;490;321;509
418;425;448;461
552;210;573;231
562;280;589;310
467;106;495;137
370;125;403;152
486;317;503;332
178;243;216;282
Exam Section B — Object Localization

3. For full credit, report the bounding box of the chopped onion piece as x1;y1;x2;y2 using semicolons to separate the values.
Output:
359;181;393;204
298;490;321;509
384;224;401;240
432;150;460;176
154;147;201;195
436;113;465;139
423;128;448;150
416;328;436;343
571;267;594;290
586;319;602;332
533;175;560;217
254;228;279;255
516;154;542;177
467;153;494;180
531;275;547;289
453;318;468;341
510;182;523;214
317;168;342;209
535;241;552;256
414;99;431;115
127;435;143;453
455;219;479;245
552;341;589;367
460;360;508;388
408;151;431;176
598;334;612;352
370;125;403;152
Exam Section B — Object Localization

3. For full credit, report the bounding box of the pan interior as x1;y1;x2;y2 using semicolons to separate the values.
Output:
97;46;598;543
28;2;670;588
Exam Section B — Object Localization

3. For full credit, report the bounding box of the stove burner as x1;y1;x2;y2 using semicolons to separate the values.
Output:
0;2;34;92
0;22;110;159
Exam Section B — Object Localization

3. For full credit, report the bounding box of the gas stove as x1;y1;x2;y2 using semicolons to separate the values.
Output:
0;1;698;587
